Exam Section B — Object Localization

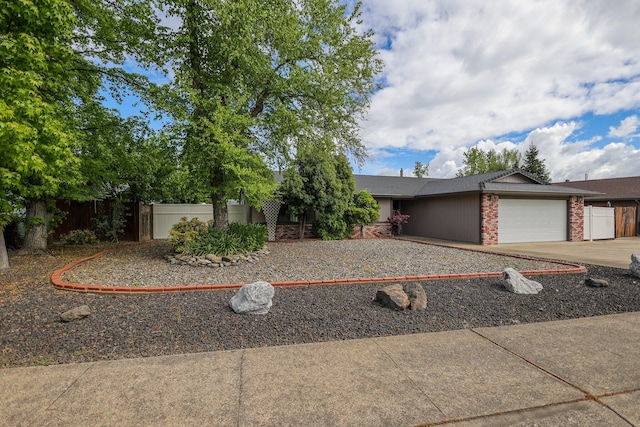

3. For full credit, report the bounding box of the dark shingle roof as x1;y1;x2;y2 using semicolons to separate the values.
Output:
415;169;540;196
552;176;640;200
276;169;603;198
354;175;438;197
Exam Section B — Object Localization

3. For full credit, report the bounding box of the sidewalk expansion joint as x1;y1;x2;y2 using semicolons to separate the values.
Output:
415;398;589;427
372;340;446;418
236;350;246;427
468;328;591;396
468;328;637;426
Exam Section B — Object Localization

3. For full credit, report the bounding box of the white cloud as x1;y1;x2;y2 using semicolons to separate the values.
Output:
608;115;639;137
357;0;640;177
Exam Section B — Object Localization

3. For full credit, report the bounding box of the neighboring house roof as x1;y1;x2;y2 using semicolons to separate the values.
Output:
552;176;640;201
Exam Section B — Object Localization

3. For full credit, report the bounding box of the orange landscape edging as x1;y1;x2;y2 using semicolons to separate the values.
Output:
50;238;587;294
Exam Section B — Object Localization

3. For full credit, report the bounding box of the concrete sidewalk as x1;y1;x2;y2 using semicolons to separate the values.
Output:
2;312;639;426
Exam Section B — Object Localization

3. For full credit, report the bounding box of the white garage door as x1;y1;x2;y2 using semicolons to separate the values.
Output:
498;199;567;244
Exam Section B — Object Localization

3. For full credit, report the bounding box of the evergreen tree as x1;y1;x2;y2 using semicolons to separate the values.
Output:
281;148;356;239
522;143;551;183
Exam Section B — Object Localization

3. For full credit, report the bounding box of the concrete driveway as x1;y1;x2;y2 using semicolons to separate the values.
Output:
403;236;640;269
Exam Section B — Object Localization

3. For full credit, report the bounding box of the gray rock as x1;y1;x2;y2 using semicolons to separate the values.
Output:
405;283;427;310
205;254;222;263
630;254;640;278
503;268;543;294
60;305;91;322
375;283;410;310
585;278;609;288
230;281;275;315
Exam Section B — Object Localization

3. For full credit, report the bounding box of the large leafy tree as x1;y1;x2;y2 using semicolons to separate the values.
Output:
522;143;551;183
3;0;165;257
161;0;381;230
1;0;82;264
456;147;522;177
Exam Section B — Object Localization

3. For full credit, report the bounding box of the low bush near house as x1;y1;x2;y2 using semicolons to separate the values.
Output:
168;217;210;253
313;216;350;240
60;229;99;245
176;222;268;256
387;210;410;235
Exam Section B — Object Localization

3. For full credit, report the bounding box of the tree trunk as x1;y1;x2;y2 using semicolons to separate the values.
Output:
212;198;229;231
21;199;51;253
298;215;306;239
0;230;9;270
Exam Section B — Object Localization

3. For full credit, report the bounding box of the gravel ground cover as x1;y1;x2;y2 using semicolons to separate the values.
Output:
1;240;639;368
65;240;577;287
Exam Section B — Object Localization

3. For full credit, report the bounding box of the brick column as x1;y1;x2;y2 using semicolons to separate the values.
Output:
481;194;499;245
568;196;584;242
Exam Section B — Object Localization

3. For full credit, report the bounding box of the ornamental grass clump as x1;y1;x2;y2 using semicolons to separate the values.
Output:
171;220;268;257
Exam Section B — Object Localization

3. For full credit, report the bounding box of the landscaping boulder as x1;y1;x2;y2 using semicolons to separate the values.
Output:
405;283;428;310
630;254;640;278
503;268;543;294
60;305;91;322
205;254;222;263
375;283;410;310
585;278;609;288
230;281;275;315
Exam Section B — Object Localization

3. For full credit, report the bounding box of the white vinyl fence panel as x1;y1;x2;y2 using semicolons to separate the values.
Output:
152;203;248;239
584;206;615;240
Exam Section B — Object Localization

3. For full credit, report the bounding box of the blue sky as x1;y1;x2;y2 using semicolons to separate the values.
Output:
109;0;640;182
352;0;640;181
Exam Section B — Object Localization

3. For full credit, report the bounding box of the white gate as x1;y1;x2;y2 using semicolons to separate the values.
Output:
584;206;615;240
152;203;249;239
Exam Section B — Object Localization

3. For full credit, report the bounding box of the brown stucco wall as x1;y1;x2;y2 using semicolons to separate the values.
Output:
402;194;481;243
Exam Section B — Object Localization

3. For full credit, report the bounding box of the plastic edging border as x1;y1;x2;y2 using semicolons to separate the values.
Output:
51;238;587;294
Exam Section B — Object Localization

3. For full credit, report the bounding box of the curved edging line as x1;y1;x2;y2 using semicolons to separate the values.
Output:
395;237;588;273
51;238;587;294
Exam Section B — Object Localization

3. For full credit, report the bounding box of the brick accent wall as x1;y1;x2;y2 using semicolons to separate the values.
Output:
351;223;393;239
481;194;499;245
274;224;314;240
569;196;584;242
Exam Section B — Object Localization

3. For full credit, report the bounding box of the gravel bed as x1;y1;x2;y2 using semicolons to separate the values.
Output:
65;239;577;287
1;240;639;369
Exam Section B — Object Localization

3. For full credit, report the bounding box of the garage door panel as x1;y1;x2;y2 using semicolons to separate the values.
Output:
499;199;567;244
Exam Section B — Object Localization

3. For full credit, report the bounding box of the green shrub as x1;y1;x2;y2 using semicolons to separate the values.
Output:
181;223;268;256
169;217;209;253
227;223;268;252
313;216;350;240
94;201;128;243
60;229;99;245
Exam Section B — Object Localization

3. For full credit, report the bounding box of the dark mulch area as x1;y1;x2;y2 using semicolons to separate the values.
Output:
1;243;639;368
